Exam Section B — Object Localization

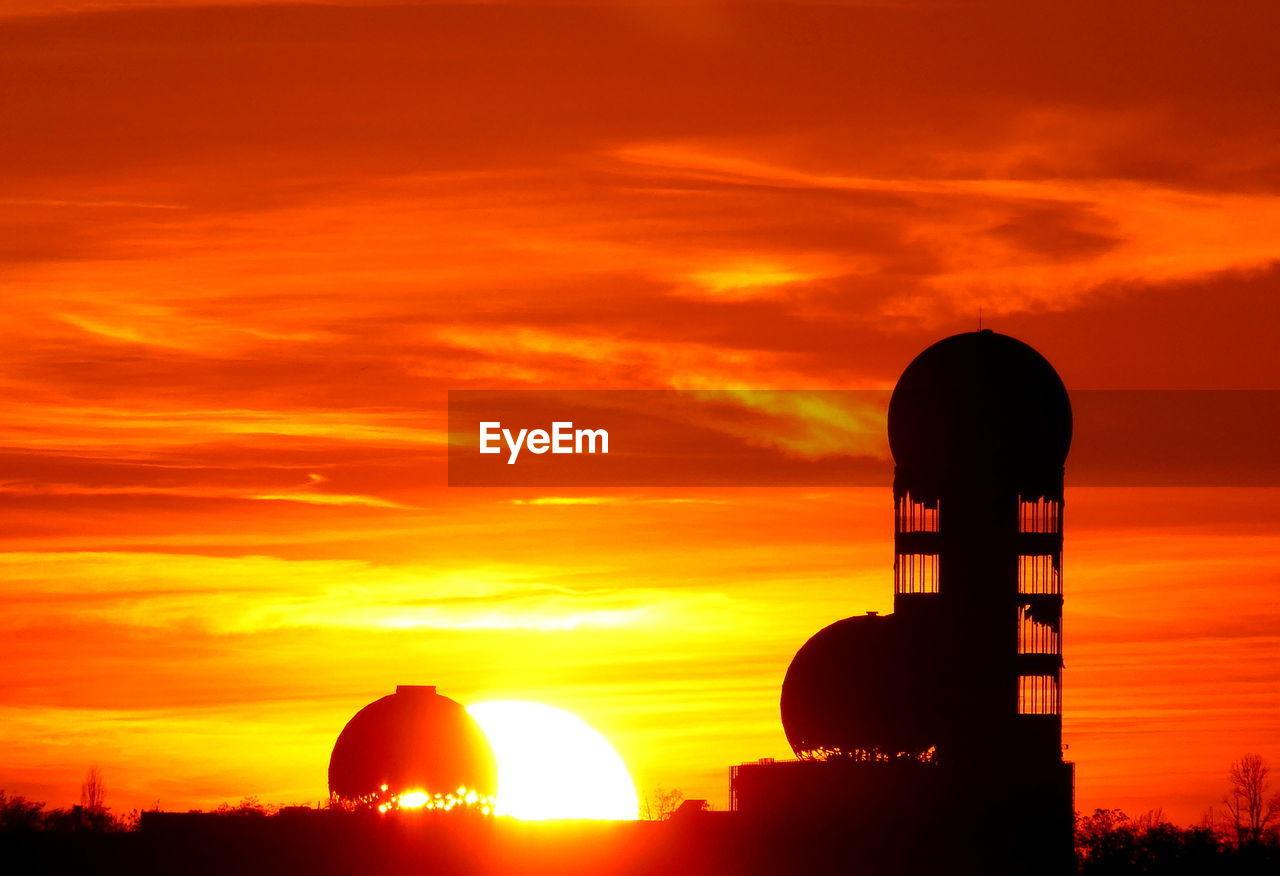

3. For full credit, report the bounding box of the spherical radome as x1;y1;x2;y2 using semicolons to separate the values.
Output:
781;615;940;761
888;330;1072;488
328;685;497;801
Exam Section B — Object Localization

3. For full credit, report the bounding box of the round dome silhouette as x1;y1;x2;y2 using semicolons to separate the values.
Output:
888;330;1071;491
781;615;940;761
328;685;497;801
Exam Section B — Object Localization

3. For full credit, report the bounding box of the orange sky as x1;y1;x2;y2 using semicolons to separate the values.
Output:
0;0;1277;822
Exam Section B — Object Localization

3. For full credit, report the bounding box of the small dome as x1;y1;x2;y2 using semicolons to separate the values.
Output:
888;331;1071;496
781;615;939;760
328;685;496;802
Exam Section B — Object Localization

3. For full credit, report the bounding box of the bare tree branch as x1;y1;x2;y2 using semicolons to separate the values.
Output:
79;765;106;813
1222;753;1279;844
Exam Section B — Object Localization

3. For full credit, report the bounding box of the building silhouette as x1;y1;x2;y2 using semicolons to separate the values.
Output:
733;330;1075;875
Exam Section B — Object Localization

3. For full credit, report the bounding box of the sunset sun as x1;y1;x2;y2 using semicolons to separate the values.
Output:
467;701;639;821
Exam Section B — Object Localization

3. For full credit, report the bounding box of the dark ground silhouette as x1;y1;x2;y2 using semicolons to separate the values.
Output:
2;795;1279;876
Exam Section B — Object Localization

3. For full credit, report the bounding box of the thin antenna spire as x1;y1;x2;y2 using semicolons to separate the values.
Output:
978;306;983;331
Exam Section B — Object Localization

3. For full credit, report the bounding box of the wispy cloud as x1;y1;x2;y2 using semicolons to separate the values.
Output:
616;143;1280;313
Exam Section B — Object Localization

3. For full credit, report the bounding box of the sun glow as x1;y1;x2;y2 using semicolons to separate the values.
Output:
374;786;493;815
396;791;429;809
467;701;639;821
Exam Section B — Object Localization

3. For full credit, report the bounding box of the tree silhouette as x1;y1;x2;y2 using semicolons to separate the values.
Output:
0;791;47;832
213;796;275;817
79;766;106;813
1076;808;1224;874
0;789;122;833
641;788;684;821
1222;753;1280;845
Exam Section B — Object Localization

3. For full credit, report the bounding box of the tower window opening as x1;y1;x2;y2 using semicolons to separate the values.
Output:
895;495;939;533
1018;497;1062;533
1018;554;1061;595
1017;604;1061;655
894;552;939;594
1018;674;1061;715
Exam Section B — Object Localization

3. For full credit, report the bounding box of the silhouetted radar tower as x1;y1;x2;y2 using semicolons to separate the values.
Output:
888;329;1071;765
752;330;1075;875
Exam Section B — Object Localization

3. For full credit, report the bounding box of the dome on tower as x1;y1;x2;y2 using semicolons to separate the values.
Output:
328;685;496;803
888;330;1071;498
